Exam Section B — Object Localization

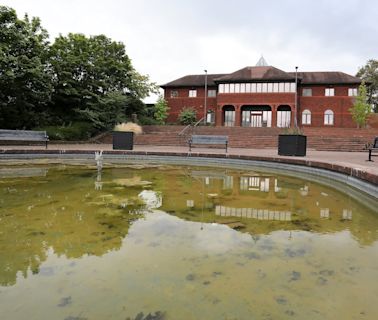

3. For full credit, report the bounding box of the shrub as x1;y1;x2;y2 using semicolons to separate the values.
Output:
36;122;97;141
178;107;197;125
138;115;160;125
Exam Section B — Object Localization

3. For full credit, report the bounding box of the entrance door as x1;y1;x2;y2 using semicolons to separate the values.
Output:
250;111;262;127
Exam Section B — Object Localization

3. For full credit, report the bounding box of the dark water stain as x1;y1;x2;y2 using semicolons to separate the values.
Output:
185;274;196;281
257;269;267;279
285;248;306;258
212;298;221;305
64;316;87;320
244;252;261;260
275;296;287;305
203;281;211;285
317;277;328;285
57;296;72;307
126;311;166;320
289;271;301;281
212;271;222;277
319;269;335;276
285;310;295;316
28;231;46;236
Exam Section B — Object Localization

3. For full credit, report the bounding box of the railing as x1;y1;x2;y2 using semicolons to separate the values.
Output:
178;117;205;136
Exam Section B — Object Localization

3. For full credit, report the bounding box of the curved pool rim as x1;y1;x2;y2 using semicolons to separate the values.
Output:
1;150;377;202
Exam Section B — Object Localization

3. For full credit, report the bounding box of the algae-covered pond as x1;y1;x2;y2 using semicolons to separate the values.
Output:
0;164;377;320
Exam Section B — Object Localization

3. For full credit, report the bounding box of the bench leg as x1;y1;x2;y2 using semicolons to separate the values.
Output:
225;142;228;153
46;141;48;150
368;149;373;161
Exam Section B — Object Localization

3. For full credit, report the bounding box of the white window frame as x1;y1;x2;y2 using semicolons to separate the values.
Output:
302;109;311;125
170;90;178;98
348;88;358;96
324;109;334;125
219;84;225;93
189;89;197;98
302;88;312;96
208;89;216;97
325;88;335;96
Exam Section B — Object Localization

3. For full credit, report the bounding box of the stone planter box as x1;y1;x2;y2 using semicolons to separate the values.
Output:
278;134;307;156
112;131;134;150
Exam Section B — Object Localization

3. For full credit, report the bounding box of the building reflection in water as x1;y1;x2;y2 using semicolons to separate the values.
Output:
215;206;291;221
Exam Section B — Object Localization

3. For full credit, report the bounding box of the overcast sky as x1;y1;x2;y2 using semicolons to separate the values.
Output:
3;0;378;102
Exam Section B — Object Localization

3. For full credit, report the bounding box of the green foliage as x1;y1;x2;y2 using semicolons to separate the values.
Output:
0;5;158;135
356;59;378;113
178;107;197;125
36;122;97;141
0;6;52;129
349;83;371;128
154;95;169;124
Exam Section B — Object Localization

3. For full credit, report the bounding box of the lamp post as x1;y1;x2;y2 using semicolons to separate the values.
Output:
294;66;298;128
204;69;208;125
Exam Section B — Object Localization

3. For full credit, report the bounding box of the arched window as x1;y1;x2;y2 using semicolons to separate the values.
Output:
302;109;311;125
324;109;334;125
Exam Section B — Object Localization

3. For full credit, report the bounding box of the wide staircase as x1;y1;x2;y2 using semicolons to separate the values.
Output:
96;126;378;152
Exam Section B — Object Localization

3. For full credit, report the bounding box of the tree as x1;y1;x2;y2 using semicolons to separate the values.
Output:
349;82;371;128
48;33;157;128
178;107;197;125
154;95;169;124
356;59;378;112
0;6;52;129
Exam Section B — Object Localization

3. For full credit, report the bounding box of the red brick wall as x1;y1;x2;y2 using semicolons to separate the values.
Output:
298;85;357;128
164;87;217;123
164;84;359;127
217;93;295;105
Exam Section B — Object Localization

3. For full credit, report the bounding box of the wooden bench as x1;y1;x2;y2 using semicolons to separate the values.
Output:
367;137;378;161
188;135;228;152
0;129;49;149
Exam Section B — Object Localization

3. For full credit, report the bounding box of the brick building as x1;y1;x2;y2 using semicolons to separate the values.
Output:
161;61;361;128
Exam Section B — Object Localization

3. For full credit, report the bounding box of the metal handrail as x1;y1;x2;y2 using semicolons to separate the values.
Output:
178;117;205;136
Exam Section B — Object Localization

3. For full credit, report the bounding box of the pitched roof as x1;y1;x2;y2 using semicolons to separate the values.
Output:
289;71;361;84
214;66;296;82
161;74;226;88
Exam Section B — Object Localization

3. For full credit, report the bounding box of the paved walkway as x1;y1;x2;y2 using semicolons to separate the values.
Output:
1;143;377;177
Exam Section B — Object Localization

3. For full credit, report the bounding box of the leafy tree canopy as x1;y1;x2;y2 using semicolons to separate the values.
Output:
0;6;52;129
356;59;378;112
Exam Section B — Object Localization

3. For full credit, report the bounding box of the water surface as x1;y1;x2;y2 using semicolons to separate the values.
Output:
0;164;377;319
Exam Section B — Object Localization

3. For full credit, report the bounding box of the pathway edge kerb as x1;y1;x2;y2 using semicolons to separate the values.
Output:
1;149;377;188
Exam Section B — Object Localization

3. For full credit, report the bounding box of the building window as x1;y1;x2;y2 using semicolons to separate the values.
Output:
189;89;197;97
240;83;246;93
208;90;216;97
302;88;312;96
224;110;235;127
278;82;285;92
348;88;358;96
302;109;311;125
277;106;291;128
245;83;251;93
219;84;225;93
235;83;240;93
170;90;178;98
206;110;215;123
324;109;334;125
325;88;335;96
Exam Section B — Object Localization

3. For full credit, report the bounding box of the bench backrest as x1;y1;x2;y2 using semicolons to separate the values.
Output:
191;135;228;144
374;137;378;148
0;129;48;141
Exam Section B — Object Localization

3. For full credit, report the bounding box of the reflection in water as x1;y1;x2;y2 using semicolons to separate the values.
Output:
215;206;292;221
0;164;377;320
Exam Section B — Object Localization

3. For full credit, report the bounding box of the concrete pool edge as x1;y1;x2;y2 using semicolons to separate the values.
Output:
0;149;377;199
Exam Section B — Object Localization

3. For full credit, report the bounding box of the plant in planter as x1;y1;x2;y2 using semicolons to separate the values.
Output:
113;122;142;150
278;127;307;156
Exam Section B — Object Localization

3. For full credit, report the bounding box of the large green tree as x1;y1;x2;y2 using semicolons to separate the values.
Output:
356;59;378;113
49;33;156;129
0;6;52;129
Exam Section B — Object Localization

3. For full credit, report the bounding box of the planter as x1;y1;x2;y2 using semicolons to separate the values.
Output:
278;134;307;156
112;131;134;150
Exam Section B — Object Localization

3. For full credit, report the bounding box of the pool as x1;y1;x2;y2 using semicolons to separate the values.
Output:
0;164;377;319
